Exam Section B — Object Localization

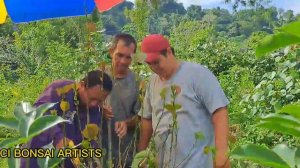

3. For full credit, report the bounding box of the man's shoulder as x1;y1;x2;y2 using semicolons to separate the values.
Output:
148;73;159;82
49;80;75;88
182;62;208;71
34;80;75;106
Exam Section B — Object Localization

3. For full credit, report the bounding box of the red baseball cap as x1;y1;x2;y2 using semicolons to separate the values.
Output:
141;34;170;62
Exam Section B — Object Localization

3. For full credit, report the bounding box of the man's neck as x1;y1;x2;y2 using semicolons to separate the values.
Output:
161;60;180;81
114;69;128;79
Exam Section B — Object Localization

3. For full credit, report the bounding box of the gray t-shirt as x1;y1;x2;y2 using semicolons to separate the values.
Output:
102;70;140;166
139;62;229;168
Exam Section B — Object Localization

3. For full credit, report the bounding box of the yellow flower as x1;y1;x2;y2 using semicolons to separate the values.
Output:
68;140;75;148
60;100;70;112
50;109;57;115
81;124;100;141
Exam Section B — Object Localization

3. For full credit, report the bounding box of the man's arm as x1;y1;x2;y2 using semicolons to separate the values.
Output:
212;106;230;168
138;118;153;151
125;115;139;129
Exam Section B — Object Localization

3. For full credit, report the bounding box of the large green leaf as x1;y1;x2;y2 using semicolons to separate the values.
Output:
37;149;64;168
257;113;300;137
14;102;34;120
0;116;67;148
279;103;300;120
0;116;19;130
272;144;296;168
18;111;36;137
260;113;300;124
35;103;56;119
231;144;290;168
28;115;68;138
8;149;20;168
295;147;300;167
256;32;300;57
258;120;300;137
280;20;300;37
0;137;20;148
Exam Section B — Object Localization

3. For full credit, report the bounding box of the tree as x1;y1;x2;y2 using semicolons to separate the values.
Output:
158;0;186;15
225;0;271;10
186;5;203;20
124;0;150;41
101;1;134;34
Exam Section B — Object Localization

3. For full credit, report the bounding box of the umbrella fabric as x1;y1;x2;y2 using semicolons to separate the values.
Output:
95;0;124;12
0;0;7;24
4;0;96;23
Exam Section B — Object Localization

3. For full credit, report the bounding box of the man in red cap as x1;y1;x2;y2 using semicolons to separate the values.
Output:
138;34;230;168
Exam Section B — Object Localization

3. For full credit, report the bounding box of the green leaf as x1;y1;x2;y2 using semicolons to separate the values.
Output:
272;144;296;168
5;137;33;148
0;137;22;148
132;150;148;168
14;102;34;120
286;81;293;89
257;113;300;137
1;116;68;148
148;152;157;168
37;149;64;168
19;111;36;137
256;32;300;57
35;103;56;119
295;147;300;167
231;144;290;168
164;104;175;112
174;104;182;110
280;20;300;37
0;116;19;130
8;149;20;168
194;132;205;141
28;115;68;138
279;103;300;120
81;140;90;149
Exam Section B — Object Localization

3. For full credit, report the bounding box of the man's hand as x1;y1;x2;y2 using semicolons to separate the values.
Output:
214;159;230;168
102;105;114;120
115;121;127;138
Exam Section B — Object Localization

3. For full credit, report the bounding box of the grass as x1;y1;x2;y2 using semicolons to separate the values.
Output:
0;158;7;168
0;138;7;168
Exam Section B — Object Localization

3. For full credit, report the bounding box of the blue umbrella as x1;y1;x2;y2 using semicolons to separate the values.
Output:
1;0;124;24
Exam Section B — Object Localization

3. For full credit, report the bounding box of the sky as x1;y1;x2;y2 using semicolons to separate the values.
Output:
180;0;300;13
128;0;300;14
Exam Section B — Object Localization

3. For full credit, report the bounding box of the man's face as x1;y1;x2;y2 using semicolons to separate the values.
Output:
146;54;169;78
80;85;109;108
110;40;136;75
